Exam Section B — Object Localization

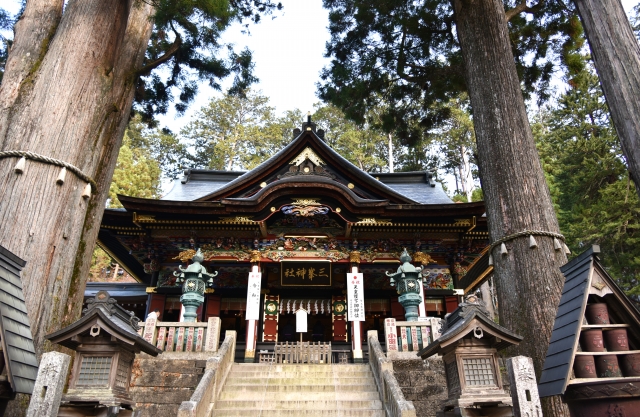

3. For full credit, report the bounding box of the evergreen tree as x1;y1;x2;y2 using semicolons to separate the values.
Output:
536;67;640;301
108;134;162;208
313;104;389;172
319;3;572;415
0;6;17;83
425;95;478;201
572;0;640;200
126;113;188;179
181;91;283;170
318;0;578;143
0;0;279;361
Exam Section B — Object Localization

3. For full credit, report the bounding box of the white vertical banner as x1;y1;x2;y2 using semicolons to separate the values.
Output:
296;309;308;333
245;272;262;320
347;273;365;321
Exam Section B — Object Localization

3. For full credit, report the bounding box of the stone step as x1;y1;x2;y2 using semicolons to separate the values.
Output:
227;370;373;378
215;363;383;416
212;410;386;417
233;364;370;372
224;377;375;385
215;399;383;410
222;384;378;393
219;390;381;401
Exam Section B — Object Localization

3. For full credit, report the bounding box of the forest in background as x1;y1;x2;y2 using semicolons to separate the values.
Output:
89;52;640;302
3;1;639;294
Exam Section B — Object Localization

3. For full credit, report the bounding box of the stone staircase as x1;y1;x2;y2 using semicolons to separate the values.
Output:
130;357;207;417
214;363;385;416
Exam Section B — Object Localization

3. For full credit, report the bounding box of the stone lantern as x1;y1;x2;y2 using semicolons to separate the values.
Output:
386;248;423;321
174;248;218;322
418;294;523;417
46;290;161;415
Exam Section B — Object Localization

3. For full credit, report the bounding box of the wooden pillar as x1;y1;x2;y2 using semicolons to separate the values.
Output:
146;293;166;319
418;281;427;318
349;265;364;363
245;261;261;362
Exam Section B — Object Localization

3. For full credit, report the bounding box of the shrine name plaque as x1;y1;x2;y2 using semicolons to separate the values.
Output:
281;260;332;286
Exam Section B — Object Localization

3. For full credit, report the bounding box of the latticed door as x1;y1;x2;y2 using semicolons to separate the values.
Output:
262;295;279;342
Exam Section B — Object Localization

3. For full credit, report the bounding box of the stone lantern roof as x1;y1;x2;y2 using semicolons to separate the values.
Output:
47;290;160;355
418;294;522;359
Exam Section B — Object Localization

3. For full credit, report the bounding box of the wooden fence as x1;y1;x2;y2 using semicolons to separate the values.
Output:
274;341;332;364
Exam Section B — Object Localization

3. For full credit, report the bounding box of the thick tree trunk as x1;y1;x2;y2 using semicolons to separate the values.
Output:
0;0;154;360
452;0;569;415
574;0;640;197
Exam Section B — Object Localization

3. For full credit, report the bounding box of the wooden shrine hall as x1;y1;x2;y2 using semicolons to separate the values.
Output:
95;116;491;361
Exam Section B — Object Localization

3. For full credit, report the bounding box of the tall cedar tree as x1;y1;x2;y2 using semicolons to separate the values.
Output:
320;1;572;415
535;68;640;304
453;5;568;415
573;0;640;200
0;0;280;359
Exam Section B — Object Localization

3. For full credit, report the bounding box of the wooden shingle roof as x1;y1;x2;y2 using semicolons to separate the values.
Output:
0;245;38;395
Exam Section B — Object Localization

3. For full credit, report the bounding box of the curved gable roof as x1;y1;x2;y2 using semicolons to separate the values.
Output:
193;129;420;204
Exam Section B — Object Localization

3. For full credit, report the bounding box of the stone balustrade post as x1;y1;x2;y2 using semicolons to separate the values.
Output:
506;356;542;417
26;352;71;417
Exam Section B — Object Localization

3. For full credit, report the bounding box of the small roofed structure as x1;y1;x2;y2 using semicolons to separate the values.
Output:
47;290;161;415
418;294;522;417
539;246;640;416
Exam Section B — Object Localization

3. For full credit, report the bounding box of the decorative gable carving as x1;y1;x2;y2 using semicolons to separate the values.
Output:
289;147;325;166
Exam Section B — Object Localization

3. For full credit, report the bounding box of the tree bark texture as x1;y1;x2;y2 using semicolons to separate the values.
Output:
452;0;569;415
574;0;640;198
0;0;154;358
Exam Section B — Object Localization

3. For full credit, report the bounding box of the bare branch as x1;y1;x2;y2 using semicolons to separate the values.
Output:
136;25;181;76
505;0;545;21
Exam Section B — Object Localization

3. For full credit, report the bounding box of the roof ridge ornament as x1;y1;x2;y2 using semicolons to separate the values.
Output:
290;147;325;166
83;290;141;331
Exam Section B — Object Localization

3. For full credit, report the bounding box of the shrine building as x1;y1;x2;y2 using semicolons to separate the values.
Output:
95;116;490;361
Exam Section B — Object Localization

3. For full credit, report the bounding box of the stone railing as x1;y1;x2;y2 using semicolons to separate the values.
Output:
368;330;416;417
139;317;221;352
177;330;237;417
384;317;441;358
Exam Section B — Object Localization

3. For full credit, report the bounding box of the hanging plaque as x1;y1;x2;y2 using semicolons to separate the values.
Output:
245;272;262;320
296;308;308;333
281;260;331;286
347;273;365;321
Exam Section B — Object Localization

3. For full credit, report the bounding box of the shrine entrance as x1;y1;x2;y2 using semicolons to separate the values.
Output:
261;297;349;343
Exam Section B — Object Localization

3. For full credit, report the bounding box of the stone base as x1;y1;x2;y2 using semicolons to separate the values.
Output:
443;395;512;410
58;403;135;417
392;357;448;417
138;351;215;360
437;405;514;417
130;357;207;417
387;350;425;360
